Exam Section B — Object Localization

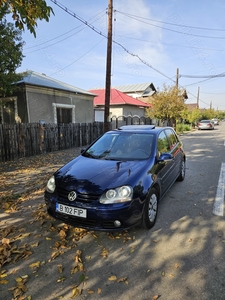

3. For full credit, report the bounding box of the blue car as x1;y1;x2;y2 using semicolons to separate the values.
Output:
44;125;186;231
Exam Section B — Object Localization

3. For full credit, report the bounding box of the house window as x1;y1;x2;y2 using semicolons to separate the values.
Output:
57;107;72;123
52;103;75;124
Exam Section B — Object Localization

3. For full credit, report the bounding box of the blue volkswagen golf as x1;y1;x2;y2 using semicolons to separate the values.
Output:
44;125;186;231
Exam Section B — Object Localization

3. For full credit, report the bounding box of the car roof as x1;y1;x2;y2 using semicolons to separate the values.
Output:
110;125;174;134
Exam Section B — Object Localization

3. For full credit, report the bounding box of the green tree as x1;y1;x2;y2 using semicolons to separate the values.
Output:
0;0;54;36
0;7;24;97
146;84;188;128
186;108;202;127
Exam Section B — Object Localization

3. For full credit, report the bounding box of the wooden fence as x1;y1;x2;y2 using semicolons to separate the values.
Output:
0;116;152;162
0;122;104;162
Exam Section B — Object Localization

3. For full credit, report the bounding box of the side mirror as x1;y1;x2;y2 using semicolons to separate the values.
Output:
158;153;173;162
81;148;86;154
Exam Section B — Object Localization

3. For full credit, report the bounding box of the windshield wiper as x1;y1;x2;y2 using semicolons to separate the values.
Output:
83;152;97;159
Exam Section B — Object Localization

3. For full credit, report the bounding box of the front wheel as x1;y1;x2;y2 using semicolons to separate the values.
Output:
141;188;158;229
177;159;185;181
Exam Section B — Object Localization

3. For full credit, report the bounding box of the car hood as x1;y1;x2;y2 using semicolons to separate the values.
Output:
55;155;148;193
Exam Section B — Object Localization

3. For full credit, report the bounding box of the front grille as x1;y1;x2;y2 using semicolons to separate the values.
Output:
55;211;96;227
56;187;100;203
103;221;121;229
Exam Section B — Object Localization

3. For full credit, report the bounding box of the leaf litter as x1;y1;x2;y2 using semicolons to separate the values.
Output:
0;151;136;299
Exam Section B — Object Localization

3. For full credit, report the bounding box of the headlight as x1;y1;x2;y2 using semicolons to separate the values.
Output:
46;176;55;193
100;186;133;204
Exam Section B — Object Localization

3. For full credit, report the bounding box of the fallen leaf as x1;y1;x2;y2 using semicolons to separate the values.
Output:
71;287;80;298
117;277;127;283
101;248;108;258
97;288;101;294
56;276;65;283
49;251;62;261
59;230;67;239
108;275;117;281
79;273;85;283
152;295;160;300
87;289;95;294
0;279;8;284
57;264;63;274
1;238;10;245
30;242;39;248
15;277;23;282
29;261;40;269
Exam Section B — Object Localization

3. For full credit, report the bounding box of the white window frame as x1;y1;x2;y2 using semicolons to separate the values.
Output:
52;103;75;124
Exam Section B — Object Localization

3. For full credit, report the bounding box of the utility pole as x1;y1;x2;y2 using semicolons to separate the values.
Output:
176;68;179;88
197;87;200;108
104;0;113;132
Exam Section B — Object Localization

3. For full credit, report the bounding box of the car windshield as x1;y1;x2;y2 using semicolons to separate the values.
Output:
83;132;154;160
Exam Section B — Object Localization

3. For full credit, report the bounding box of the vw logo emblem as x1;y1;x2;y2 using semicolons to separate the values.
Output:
68;191;77;201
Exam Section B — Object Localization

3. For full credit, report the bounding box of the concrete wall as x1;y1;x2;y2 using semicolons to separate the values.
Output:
21;85;94;123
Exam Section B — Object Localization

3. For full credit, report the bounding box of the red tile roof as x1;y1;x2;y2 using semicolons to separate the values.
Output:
89;89;152;107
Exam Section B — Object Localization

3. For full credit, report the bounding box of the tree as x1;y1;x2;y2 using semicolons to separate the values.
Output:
0;6;24;97
185;108;202;127
0;0;54;36
146;84;188;128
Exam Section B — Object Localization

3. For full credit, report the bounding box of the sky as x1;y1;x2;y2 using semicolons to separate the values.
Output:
15;0;225;110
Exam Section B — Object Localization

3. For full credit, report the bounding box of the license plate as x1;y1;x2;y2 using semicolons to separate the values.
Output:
56;203;87;218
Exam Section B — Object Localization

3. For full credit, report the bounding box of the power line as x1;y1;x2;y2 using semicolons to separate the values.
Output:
116;34;225;52
24;10;106;54
116;11;225;32
180;72;225;78
50;0;176;84
49;1;214;109
49;38;105;77
116;11;225;40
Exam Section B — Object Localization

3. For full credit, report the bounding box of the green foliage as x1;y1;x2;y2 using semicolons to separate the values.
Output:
0;0;54;36
185;108;202;126
146;84;188;127
176;123;191;134
0;10;24;97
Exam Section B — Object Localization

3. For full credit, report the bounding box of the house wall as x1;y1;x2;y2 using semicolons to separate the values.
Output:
122;105;146;117
110;107;123;117
17;85;94;123
95;105;146;120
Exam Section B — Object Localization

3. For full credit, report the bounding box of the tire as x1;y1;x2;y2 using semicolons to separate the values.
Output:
142;188;158;229
177;159;185;181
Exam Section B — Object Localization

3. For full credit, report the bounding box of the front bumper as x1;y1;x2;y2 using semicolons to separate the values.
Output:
44;193;143;231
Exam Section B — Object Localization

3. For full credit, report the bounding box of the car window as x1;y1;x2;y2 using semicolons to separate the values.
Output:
84;132;154;160
165;129;178;150
157;131;170;154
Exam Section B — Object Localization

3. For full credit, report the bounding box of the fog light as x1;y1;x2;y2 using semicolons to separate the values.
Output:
114;220;121;227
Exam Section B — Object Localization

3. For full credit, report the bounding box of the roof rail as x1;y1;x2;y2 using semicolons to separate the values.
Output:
118;125;155;130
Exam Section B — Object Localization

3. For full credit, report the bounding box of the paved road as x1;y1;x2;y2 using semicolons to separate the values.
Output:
1;124;225;300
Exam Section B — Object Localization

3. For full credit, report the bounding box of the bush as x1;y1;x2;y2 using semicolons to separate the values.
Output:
176;123;191;134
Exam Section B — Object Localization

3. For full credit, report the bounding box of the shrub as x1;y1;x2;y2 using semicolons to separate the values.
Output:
176;123;191;134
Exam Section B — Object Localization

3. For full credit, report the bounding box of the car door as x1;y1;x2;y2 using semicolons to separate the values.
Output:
165;128;183;179
156;130;175;194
